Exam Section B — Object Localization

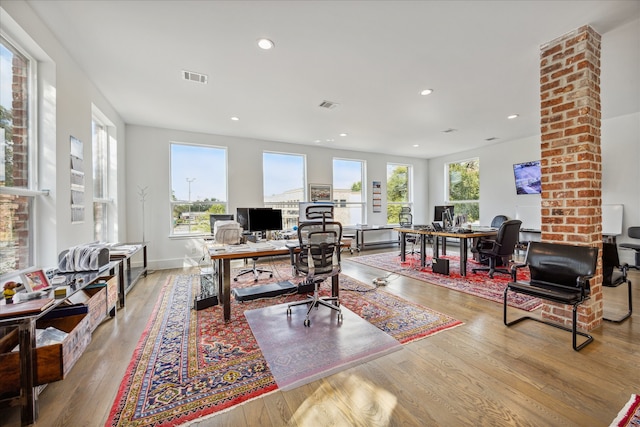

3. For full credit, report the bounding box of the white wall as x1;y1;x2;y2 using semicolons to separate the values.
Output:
1;2;127;268
427;111;640;264
125;125;429;269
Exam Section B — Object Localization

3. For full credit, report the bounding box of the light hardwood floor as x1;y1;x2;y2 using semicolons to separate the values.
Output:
2;248;638;427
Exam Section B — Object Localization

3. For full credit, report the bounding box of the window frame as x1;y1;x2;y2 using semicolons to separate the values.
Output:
91;108;116;242
445;157;480;223
169;142;228;237
332;157;366;226
262;151;306;230
386;163;412;225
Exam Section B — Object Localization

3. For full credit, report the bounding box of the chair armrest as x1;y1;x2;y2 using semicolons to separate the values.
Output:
576;274;594;298
510;263;527;281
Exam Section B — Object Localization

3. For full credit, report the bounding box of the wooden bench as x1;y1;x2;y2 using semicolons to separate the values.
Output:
504;241;599;351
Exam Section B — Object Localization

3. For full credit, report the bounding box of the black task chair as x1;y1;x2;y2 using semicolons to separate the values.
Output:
472;219;522;278
287;213;342;327
619;226;640;270
602;242;632;322
471;215;509;264
399;207;420;255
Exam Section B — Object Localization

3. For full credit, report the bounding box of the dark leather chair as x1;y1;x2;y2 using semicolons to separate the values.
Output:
472;219;522;278
602;242;632;322
472;215;509;264
287;213;342;327
619;226;640;270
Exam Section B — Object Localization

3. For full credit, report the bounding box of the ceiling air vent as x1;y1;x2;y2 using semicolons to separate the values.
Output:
319;100;339;109
182;70;208;84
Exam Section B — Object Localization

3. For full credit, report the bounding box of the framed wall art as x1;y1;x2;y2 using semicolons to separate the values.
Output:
309;184;332;202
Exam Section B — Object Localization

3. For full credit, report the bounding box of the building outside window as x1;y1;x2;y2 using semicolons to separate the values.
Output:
263;151;305;230
386;163;412;224
0;35;37;276
333;158;365;226
446;158;480;223
170;143;227;235
92;110;117;242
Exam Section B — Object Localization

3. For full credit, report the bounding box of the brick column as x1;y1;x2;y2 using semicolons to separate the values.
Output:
539;25;603;331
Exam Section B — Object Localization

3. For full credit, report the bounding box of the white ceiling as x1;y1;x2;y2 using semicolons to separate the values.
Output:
25;0;640;159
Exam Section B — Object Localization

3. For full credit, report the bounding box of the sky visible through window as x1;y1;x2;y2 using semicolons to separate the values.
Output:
171;144;226;202
333;159;362;190
263;152;304;197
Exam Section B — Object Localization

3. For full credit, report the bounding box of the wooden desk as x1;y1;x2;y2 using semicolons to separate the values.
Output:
209;243;339;321
394;227;497;276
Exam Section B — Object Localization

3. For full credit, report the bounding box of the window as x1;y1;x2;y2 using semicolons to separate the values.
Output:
263;152;305;230
92;110;116;242
0;35;37;276
333;158;365;226
386;163;412;224
170;143;227;235
446;158;479;223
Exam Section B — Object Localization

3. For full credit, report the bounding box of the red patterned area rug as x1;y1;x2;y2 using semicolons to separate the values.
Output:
105;271;462;426
610;394;640;427
347;251;542;311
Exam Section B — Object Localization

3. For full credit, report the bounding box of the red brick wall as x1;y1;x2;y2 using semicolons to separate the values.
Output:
539;25;603;331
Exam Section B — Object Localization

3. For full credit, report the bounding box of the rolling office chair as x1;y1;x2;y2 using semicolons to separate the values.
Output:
619;226;640;270
471;215;508;264
602;242;632;322
399;207;420;255
472;219;522;278
287;211;342;327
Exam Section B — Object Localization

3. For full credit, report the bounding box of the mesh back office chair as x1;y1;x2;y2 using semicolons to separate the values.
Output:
472;219;522;278
399;207;420;255
287;210;342;327
602;242;632;322
619;226;640;270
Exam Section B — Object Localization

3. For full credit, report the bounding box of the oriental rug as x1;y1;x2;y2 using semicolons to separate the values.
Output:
347;251;542;311
106;272;462;427
610;394;640;427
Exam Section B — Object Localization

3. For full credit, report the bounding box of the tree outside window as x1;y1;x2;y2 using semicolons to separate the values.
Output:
386;164;412;224
447;158;479;223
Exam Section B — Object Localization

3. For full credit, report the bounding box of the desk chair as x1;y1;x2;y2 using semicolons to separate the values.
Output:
399;207;420;255
471;215;508;264
287;212;342;327
602;242;632;322
619;226;640;270
472;219;522;278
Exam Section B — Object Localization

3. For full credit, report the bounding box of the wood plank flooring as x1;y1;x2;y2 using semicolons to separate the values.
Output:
2;248;638;426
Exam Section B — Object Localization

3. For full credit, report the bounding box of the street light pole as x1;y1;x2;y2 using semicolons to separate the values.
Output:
186;178;196;231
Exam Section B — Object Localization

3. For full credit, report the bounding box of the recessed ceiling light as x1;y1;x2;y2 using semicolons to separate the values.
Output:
420;89;433;96
339;133;348;137
231;116;239;121
413;144;419;147
314;139;321;143
326;138;334;142
508;114;519;119
257;38;274;50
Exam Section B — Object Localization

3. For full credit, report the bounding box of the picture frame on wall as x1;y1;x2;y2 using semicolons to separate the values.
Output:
309;184;332;202
21;269;52;292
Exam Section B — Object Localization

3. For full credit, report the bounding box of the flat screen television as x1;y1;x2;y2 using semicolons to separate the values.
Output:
513;160;542;194
434;205;454;222
236;208;283;233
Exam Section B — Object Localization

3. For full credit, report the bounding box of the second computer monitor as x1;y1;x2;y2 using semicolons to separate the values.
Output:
434;205;454;222
236;208;283;233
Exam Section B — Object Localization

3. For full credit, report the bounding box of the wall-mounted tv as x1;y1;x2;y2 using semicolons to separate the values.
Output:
513;160;542;195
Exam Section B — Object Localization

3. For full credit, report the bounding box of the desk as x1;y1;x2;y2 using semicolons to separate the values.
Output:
209;243;339;322
0;265;118;426
109;242;148;307
395;228;497;276
352;225;399;251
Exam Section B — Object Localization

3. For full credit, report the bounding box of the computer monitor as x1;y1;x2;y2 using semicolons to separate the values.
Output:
209;214;234;233
434;205;454;222
236;208;283;233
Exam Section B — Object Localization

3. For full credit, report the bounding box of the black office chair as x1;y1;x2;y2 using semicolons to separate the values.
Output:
399;207;420;255
602;242;632;322
472;219;522;278
471;215;508;264
619;226;640;270
286;214;342;327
